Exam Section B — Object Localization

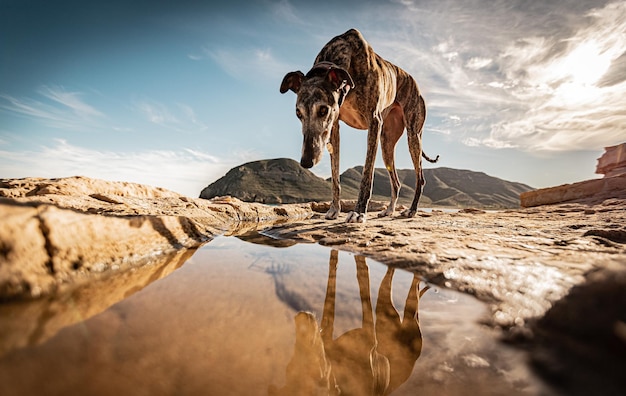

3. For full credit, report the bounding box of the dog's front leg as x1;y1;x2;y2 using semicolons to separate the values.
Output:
326;121;341;220
346;115;381;223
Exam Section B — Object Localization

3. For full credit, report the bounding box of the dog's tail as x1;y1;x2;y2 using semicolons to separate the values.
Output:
419;94;439;164
422;151;440;163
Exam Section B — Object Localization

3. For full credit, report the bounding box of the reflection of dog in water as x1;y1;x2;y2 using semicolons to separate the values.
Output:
269;250;429;395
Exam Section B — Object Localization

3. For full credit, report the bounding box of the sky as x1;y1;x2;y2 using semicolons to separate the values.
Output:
1;0;625;197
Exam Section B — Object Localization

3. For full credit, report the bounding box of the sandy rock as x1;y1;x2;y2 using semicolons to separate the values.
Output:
520;173;626;207
0;177;313;300
311;199;388;213
596;142;626;177
0;204;51;298
0;176;181;199
264;202;626;331
520;144;626;208
0;202;215;300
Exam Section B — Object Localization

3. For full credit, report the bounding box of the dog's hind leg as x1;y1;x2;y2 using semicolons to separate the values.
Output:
378;103;404;217
402;93;426;218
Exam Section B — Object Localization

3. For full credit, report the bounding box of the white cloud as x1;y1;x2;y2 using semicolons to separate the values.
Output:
187;53;204;61
465;57;492;70
270;0;304;26
0;85;105;131
369;0;626;153
487;82;505;89
38;85;104;118
177;103;208;130
0;139;257;197
131;99;208;132
433;42;459;62
480;0;626;151
378;0;626;152
133;99;179;125
206;46;293;82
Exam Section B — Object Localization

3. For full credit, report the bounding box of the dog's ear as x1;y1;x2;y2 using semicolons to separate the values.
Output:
327;68;355;92
327;68;354;106
280;71;305;94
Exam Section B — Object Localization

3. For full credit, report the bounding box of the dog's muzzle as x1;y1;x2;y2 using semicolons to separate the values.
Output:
300;157;314;169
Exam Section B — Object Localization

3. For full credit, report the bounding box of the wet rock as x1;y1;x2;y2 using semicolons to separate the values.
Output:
319;237;351;246
0;177;313;300
265;201;626;331
582;228;626;244
311;199;387;213
458;208;486;214
528;264;626;395
261;197;626;394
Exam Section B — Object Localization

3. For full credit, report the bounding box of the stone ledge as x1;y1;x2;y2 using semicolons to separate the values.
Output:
0;177;313;301
520;174;626;207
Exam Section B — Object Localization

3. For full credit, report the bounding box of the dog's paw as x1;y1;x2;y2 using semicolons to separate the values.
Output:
400;208;417;218
377;207;394;218
346;211;366;223
325;206;339;220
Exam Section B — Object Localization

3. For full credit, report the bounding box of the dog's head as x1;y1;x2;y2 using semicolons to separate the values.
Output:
280;63;354;169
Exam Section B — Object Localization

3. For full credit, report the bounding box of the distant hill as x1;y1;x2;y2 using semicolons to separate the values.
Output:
199;158;331;204
200;158;534;208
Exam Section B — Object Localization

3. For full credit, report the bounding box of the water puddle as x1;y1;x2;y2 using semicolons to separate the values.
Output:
0;232;544;395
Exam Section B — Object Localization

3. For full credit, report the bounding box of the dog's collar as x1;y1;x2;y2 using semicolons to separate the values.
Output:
306;61;350;106
305;61;341;78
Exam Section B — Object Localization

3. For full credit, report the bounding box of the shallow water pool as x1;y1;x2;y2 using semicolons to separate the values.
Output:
0;232;544;395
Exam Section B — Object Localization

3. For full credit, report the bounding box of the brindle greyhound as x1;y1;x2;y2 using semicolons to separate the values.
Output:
281;28;439;223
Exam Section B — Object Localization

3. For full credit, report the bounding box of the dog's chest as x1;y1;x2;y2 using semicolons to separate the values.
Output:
338;98;369;130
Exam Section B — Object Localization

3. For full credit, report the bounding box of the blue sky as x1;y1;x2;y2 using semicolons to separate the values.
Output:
1;0;625;196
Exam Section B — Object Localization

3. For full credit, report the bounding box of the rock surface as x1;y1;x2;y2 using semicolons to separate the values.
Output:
521;143;626;208
265;202;626;327
264;200;626;394
520;173;626;207
0;176;312;300
1;175;625;394
596;142;626;177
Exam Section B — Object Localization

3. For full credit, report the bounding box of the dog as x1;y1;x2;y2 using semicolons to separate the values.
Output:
281;28;439;223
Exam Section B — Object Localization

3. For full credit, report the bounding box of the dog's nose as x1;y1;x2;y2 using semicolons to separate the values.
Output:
300;158;314;169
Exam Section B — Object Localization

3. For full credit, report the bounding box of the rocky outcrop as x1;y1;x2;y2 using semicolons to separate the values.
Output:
596;143;626;177
200;158;335;204
520;173;626;207
521;144;626;208
0;177;313;300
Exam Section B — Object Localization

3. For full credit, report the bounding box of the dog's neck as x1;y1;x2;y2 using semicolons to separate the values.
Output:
305;61;341;78
306;61;350;106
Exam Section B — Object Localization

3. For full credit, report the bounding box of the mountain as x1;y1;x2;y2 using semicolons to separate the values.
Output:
200;158;534;208
199;158;332;204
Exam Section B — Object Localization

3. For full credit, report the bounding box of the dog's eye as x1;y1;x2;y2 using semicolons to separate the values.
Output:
318;106;328;117
296;109;303;119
